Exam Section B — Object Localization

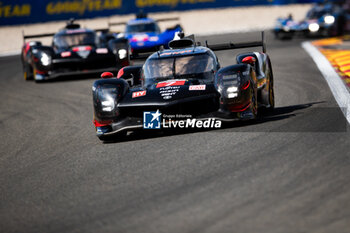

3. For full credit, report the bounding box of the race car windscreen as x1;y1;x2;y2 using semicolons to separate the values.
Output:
143;54;215;85
126;22;160;33
53;32;96;49
307;10;327;19
306;7;333;19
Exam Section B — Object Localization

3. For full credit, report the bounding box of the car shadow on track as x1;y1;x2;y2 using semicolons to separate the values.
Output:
102;101;340;144
34;73;111;83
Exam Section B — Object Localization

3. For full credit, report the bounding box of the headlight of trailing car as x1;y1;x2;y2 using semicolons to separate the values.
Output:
226;86;239;98
283;26;290;32
116;33;125;38
118;49;127;59
101;95;115;112
220;74;240;99
324;15;335;25
308;23;320;32
40;53;51;66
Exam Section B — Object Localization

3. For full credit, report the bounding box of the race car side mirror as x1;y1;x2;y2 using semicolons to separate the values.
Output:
101;72;114;79
242;56;256;65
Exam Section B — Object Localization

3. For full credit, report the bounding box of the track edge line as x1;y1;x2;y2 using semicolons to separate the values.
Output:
302;41;350;124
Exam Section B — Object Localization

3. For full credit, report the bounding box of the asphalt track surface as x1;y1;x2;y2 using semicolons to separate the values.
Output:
0;32;349;233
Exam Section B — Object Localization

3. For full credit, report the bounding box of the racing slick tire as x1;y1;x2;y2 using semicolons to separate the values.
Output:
33;69;43;83
250;89;258;120
23;64;33;81
267;59;275;111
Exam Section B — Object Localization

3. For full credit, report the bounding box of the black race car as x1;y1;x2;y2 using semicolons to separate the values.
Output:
92;32;274;141
21;19;130;82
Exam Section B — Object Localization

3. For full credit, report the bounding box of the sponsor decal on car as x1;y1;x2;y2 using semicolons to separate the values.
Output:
96;48;108;54
160;50;193;57
132;90;146;98
61;51;71;57
72;46;92;52
156;80;186;88
73;46;92;58
159;86;180;99
131;34;149;42
189;85;206;91
149;36;159;42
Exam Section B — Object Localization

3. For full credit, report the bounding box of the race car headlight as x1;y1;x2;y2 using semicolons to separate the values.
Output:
149;36;159;42
40;53;51;66
324;15;335;25
116;33;125;38
308;23;320;32
101;96;115;112
226;86;239;98
217;74;240;98
118;49;127;59
283;26;290;32
227;86;238;93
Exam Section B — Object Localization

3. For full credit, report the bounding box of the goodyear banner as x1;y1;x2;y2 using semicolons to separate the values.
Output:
0;0;322;26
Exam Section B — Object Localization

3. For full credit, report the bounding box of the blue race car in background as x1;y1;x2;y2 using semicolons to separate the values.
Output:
301;1;346;36
273;0;348;39
109;12;183;54
273;15;300;39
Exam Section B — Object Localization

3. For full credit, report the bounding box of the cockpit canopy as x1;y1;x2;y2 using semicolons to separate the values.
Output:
126;21;161;34
142;53;216;87
53;31;96;50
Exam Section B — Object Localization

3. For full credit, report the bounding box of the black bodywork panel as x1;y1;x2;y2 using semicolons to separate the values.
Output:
92;33;274;140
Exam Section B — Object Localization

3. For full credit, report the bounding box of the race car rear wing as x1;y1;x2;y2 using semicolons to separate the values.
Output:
130;52;155;60
22;32;56;42
108;17;180;27
206;31;266;53
154;17;180;23
22;28;109;43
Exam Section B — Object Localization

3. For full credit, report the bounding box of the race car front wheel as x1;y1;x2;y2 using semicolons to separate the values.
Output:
23;65;33;81
33;68;46;83
251;91;258;119
267;60;275;110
